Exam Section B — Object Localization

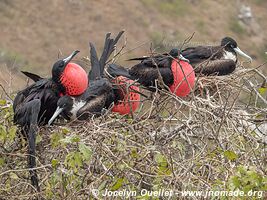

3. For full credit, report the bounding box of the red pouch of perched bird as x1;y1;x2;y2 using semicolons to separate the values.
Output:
60;63;88;96
169;59;195;97
112;76;140;115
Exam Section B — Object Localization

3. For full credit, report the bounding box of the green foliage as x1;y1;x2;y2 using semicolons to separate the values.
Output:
78;142;92;162
223;150;238;161
0;100;17;150
154;153;171;175
110;177;126;191
258;87;267;95
50;131;65;148
227;166;267;193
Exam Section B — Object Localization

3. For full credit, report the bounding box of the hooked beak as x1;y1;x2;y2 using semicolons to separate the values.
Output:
234;47;252;62
179;54;190;63
63;50;80;65
48;107;64;126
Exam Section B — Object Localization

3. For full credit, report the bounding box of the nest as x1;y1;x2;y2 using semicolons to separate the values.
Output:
0;63;266;200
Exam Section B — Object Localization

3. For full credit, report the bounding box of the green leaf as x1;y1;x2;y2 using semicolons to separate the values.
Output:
7;126;17;141
64;151;83;171
60;135;80;144
155;153;168;168
36;134;42;144
130;149;138;158
0;158;5;166
223;150;238;161
111;177;125;191
0;99;7;105
155;153;171;175
79;143;92;161
9;172;19;180
60;127;70;134
50;132;64;148
258;87;267;95
51;159;59;168
0;125;7;141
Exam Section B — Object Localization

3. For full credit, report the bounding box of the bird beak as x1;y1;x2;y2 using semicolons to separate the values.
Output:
234;47;252;62
48;107;64;126
179;54;190;63
63;50;80;65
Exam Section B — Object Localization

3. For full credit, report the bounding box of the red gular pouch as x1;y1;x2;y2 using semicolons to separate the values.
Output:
60;63;88;96
112;76;140;115
169;59;195;97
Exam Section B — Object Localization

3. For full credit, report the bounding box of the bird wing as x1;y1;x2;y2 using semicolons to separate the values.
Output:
129;62;173;88
182;46;221;65
106;64;132;79
195;59;236;76
77;78;113;119
21;71;43;82
99;31;124;76
13;79;60;125
88;31;125;80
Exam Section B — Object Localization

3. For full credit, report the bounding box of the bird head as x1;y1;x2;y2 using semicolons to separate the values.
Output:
52;50;88;95
169;48;189;63
221;37;252;62
48;95;74;125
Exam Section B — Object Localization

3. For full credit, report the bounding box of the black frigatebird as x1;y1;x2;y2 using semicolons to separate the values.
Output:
13;50;87;191
106;48;195;97
48;31;125;124
181;37;252;75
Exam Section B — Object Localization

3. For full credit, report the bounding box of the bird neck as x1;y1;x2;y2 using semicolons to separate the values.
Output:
51;76;67;95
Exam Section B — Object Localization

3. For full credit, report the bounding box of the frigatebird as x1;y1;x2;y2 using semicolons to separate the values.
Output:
48;31;126;124
181;37;252;75
106;48;195;97
13;50;87;191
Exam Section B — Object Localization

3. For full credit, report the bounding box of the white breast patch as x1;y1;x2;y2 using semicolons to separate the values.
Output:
71;100;86;119
223;51;237;62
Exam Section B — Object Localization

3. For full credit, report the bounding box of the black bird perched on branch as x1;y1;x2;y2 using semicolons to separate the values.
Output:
181;37;252;75
48;31;125;125
13;50;82;191
106;48;195;97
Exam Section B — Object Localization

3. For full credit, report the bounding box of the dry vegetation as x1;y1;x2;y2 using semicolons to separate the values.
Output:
0;0;267;199
0;61;266;199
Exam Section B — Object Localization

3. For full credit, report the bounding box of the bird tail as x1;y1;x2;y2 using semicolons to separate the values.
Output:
88;43;101;80
106;63;132;79
21;71;43;82
19;99;41;192
88;31;125;81
27;123;39;191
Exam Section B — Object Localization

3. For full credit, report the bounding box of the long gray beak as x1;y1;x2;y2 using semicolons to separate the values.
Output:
179;54;190;63
48;107;64;126
63;50;80;65
234;47;252;62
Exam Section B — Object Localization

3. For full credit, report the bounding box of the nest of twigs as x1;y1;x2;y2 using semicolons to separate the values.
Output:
0;62;266;199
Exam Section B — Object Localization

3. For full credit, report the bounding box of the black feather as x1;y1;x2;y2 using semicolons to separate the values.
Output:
89;43;101;80
21;71;43;82
106;64;132;79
